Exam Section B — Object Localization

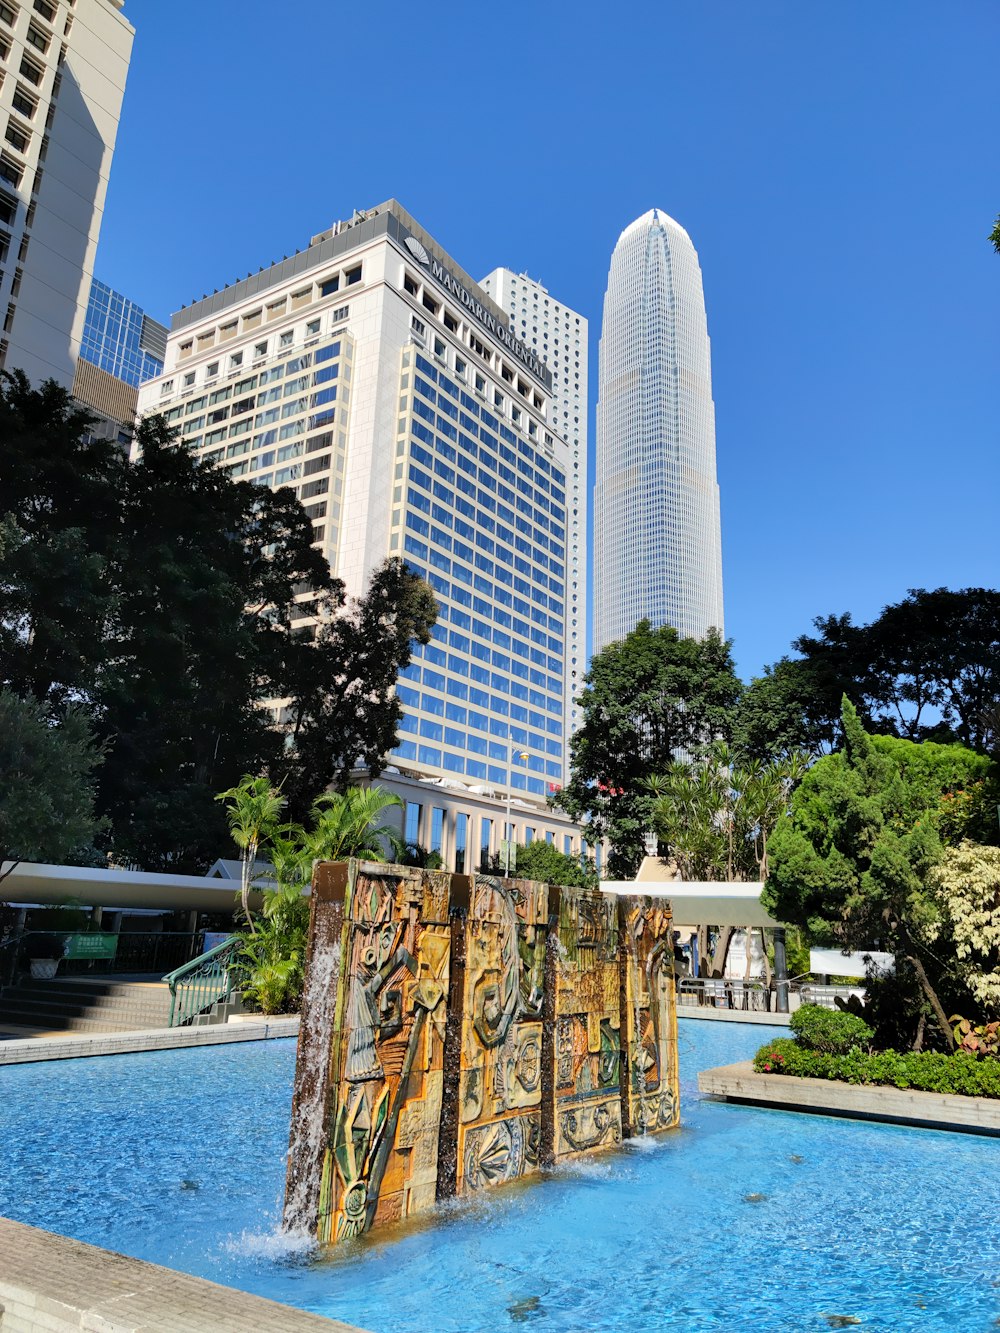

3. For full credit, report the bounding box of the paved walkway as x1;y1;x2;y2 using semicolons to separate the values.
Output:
677;1004;792;1025
0;1015;299;1064
0;1216;366;1332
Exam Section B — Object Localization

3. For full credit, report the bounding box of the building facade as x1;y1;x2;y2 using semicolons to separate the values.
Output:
73;277;166;443
480;267;587;755
79;277;166;385
137;201;587;870
594;209;723;654
0;0;133;388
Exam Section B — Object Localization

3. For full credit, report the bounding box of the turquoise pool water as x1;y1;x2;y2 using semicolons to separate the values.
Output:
3;1020;1000;1332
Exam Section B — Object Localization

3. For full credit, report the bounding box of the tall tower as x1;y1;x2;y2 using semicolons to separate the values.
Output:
0;0;134;388
480;267;587;778
593;209;723;654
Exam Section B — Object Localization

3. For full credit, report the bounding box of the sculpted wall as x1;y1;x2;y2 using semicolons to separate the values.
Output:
284;862;678;1245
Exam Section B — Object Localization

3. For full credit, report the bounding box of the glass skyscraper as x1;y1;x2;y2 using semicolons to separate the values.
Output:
80;280;167;386
593;209;723;653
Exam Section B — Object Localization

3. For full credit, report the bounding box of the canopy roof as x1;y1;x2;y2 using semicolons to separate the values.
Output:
600;857;780;927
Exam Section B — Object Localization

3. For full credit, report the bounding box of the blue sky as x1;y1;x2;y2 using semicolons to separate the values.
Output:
105;1;999;680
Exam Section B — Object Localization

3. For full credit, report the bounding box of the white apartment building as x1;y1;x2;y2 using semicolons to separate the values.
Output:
0;0;133;387
480;268;587;753
137;201;589;871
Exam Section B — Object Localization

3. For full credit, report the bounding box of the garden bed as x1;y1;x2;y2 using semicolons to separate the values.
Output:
697;1060;1000;1135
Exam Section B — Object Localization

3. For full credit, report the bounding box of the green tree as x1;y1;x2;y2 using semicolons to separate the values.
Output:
556;621;742;878
0;690;105;885
763;698;993;1047
760;590;1000;759
279;558;437;816
493;838;598;889
649;744;806;975
96;417;331;870
0;373;122;706
990;213;1000;255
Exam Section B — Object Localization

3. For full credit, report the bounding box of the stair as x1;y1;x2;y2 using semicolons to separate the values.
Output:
0;977;173;1034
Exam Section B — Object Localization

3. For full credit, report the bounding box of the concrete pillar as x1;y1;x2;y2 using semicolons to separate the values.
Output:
90;905;103;927
773;927;789;1013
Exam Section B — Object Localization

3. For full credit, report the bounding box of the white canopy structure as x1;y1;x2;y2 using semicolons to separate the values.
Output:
0;860;261;914
601;858;780;928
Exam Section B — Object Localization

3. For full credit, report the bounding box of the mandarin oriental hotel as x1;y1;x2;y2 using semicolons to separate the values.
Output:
136;200;590;869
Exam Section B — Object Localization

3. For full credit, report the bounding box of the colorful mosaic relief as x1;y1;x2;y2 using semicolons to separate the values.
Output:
621;896;680;1136
289;865;679;1247
455;875;548;1194
315;862;452;1245
553;887;623;1159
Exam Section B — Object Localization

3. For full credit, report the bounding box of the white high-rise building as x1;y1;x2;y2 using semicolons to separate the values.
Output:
480;268;587;764
138;201;586;870
0;0;133;388
594;209;723;654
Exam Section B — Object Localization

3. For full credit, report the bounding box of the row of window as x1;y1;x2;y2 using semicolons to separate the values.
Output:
392;740;557;795
176;265;360;361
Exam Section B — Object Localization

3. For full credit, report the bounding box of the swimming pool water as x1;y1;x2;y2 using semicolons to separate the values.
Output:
3;1020;1000;1332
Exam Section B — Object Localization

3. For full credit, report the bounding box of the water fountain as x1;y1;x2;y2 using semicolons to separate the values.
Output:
283;861;679;1244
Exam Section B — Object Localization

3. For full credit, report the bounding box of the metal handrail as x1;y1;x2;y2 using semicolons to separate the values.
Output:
162;935;240;1028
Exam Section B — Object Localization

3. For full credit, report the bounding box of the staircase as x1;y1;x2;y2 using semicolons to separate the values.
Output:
0;976;174;1035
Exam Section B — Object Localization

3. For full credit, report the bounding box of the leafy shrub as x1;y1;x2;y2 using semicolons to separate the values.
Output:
753;1039;1000;1098
951;1015;1000;1056
789;1003;874;1054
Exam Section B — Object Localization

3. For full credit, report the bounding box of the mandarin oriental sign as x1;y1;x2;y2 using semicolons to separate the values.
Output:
403;233;552;391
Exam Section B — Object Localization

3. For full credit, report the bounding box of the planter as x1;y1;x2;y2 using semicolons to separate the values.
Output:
29;958;59;980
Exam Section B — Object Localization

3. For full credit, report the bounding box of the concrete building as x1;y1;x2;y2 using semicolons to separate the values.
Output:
0;0;133;388
73;277;166;443
480;267;587;753
594;209;723;653
137;201;588;869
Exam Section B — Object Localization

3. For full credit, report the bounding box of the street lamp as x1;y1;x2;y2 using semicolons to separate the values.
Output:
504;750;530;876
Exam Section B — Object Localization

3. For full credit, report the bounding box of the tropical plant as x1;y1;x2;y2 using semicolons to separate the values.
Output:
305;786;403;863
951;1015;1000;1057
216;775;286;932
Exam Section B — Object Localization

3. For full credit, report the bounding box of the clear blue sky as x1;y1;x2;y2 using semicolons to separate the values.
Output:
104;1;999;681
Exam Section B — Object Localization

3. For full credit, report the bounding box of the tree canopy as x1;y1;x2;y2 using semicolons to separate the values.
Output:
739;589;1000;761
763;698;996;1045
556;621;742;877
0;374;437;871
0;690;105;883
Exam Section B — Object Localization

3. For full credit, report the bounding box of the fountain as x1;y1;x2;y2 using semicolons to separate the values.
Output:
283;861;678;1244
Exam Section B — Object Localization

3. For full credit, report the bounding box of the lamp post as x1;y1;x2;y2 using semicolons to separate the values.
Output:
504;750;530;876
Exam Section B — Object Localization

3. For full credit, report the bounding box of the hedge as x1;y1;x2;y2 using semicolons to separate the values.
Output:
753;1037;1000;1098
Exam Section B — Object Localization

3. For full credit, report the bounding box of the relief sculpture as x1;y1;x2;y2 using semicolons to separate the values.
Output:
290;863;679;1247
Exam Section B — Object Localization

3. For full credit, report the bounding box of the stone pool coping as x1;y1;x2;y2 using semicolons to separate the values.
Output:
0;1216;368;1332
698;1060;1000;1135
0;1016;299;1065
678;1006;791;1025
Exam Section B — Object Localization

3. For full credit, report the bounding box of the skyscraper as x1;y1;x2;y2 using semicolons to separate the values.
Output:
0;0;134;387
593;209;723;654
480;268;587;769
137;200;586;869
73;279;166;443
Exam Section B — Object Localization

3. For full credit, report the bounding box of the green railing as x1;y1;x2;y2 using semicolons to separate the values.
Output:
162;935;241;1028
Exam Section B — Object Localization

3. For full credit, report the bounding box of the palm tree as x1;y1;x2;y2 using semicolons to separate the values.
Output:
306;786;404;864
216;775;286;933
